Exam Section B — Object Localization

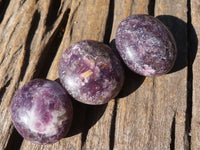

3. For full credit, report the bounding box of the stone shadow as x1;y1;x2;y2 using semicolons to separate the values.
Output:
156;15;198;73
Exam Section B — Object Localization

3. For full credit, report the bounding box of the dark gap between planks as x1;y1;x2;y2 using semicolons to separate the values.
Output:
103;0;114;44
0;80;10;104
185;0;194;149
148;0;155;16
5;128;23;150
109;98;118;150
105;0;116;149
0;0;11;24
81;104;108;149
81;106;89;149
170;115;175;150
45;0;61;31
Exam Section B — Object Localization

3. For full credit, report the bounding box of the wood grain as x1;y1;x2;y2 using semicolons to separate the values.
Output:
20;0;111;150
113;0;188;149
83;1;150;150
155;1;188;149
110;0;149;41
112;1;154;149
113;1;153;149
0;0;71;149
191;0;200;149
0;0;196;149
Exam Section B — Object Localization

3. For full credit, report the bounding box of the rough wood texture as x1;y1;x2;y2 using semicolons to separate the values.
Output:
111;0;188;149
0;0;198;150
191;0;200;150
155;1;188;150
0;0;72;149
20;0;110;150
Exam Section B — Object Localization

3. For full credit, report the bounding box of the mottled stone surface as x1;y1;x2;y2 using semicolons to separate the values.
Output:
115;14;177;76
10;79;73;145
59;40;124;105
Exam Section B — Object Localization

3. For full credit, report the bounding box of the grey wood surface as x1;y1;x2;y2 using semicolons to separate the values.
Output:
0;0;198;149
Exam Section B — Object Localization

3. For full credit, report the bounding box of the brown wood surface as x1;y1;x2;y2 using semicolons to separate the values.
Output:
0;0;198;150
191;0;200;150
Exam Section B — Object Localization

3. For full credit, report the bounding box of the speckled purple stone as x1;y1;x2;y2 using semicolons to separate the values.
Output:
59;40;124;105
116;14;177;76
10;79;73;145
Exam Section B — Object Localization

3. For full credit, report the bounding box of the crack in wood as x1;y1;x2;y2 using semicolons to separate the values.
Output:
81;106;89;150
19;0;25;6
45;0;61;30
103;0;114;44
185;0;194;149
0;0;11;23
109;98;118;150
148;0;155;16
104;1;117;149
170;115;175;150
81;104;108;149
5;128;23;150
32;8;70;78
0;79;10;104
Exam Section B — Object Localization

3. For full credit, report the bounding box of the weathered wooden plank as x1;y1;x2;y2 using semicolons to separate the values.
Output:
112;0;188;150
114;78;155;150
0;0;72;149
155;1;188;150
110;0;151;149
81;103;113;149
48;0;110;80
191;0;200;149
81;0;149;150
0;0;192;150
110;0;150;41
20;0;111;150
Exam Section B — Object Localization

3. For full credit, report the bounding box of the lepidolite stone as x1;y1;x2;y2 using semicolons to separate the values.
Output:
59;40;124;105
10;79;73;144
115;14;177;76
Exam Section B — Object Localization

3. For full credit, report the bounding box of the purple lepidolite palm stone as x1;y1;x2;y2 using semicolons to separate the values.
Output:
59;40;124;105
115;14;177;76
10;79;73;144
